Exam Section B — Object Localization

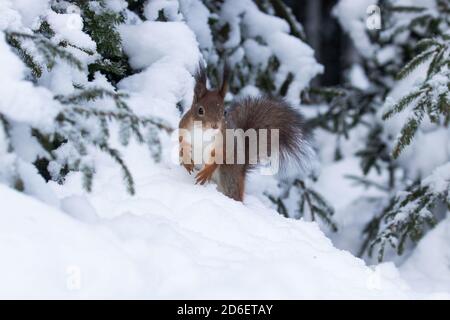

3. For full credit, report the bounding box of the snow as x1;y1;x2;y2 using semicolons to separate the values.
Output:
220;0;323;104
333;0;376;57
0;0;23;31
379;0;438;45
10;0;50;29
119;21;199;71
0;166;421;299
118;21;201;126
313;156;389;257
0;123;446;298
144;0;182;21
381;56;450;178
0;184;145;299
179;0;213;54
243;39;272;68
348;64;370;90
376;46;398;65
0;34;60;129
104;0;128;13
16;159;60;207
398;128;450;178
46;11;96;51
423;162;450;195
401;216;450;295
315;157;385;212
429;67;450;98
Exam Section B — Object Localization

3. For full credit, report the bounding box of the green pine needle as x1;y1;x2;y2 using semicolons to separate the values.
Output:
382;90;423;120
396;49;435;80
392;113;423;159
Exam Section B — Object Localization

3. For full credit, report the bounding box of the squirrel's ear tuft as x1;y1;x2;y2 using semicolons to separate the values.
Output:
194;63;207;100
219;61;229;99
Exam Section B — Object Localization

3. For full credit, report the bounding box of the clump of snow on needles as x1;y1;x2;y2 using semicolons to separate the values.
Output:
118;21;201;126
0;35;60;129
178;0;213;54
333;0;376;57
144;0;182;21
423;162;450;195
46;11;96;51
9;0;50;29
220;0;323;103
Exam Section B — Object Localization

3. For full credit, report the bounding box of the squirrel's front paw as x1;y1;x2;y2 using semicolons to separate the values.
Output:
179;142;194;174
183;162;194;175
195;164;218;185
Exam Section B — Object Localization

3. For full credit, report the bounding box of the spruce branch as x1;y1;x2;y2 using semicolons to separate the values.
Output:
392;111;424;159
99;144;135;195
362;160;450;261
81;164;94;192
294;179;337;231
267;0;306;40
55;87;127;105
5;31;84;75
5;33;43;78
415;38;440;52
369;183;437;261
395;49;435;80
345;175;390;192
426;47;445;79
266;193;289;218
389;5;427;13
382;90;424;120
70;107;172;133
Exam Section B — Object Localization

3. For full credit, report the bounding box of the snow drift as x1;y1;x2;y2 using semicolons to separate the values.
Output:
0;170;424;299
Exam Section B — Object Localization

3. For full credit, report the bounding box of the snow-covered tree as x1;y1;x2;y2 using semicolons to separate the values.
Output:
1;0;170;195
326;0;450;261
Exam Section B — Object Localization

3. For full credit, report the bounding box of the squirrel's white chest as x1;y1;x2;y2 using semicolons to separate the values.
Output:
189;126;220;169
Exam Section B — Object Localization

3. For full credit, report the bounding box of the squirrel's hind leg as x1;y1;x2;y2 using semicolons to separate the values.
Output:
217;165;246;202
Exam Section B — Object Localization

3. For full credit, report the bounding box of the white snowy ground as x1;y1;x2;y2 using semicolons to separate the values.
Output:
0;170;413;299
0;139;449;300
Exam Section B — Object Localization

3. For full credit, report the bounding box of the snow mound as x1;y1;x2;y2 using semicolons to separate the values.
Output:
401;217;450;296
0;170;420;299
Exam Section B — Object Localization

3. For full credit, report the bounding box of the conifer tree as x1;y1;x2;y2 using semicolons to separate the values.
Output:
325;0;449;260
3;0;169;194
368;0;450;260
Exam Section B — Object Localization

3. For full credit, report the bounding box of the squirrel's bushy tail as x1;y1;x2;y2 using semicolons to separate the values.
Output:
226;96;315;173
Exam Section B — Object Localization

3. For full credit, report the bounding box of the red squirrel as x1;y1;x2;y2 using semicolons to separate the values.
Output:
179;64;311;202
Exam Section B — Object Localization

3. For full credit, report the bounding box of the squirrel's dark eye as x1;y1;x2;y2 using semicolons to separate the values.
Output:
198;106;205;116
